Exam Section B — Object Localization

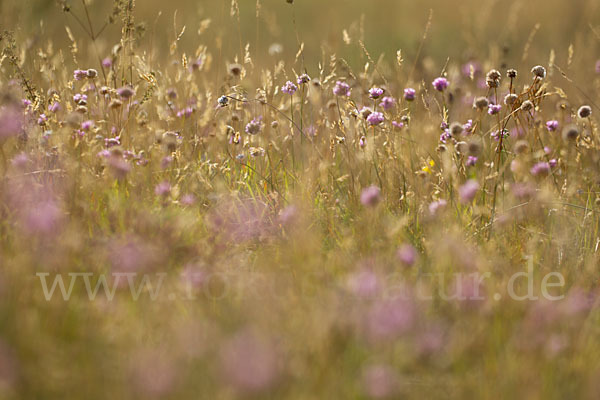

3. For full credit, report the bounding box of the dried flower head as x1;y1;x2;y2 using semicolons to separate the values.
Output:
562;124;579;141
485;69;502;88
531;65;547;79
578;105;592;119
507;69;518;78
474;96;489;110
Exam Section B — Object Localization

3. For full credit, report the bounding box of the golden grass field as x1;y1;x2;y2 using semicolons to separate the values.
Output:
1;0;600;398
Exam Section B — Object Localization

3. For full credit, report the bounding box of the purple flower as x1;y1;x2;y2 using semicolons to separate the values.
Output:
439;129;451;143
0;105;23;139
462;61;482;77
22;99;32;108
48;101;61;113
432;77;449;92
530;162;550;177
491;129;509;141
595;60;600;74
546;120;559;132
102;57;112;68
81;120;94;131
365;297;415;341
117;86;135;99
297;73;310;85
368;87;384;99
488;103;502;115
366;111;384;126
392;121;404;130
463;119;474;134
73;93;87;104
466;156;478;166
333;81;351;97
429;199;447;216
403;88;416;101
379;96;395;111
360;185;381;207
359;136;366;148
397;244;417;267
459;179;480;204
155;181;172;197
37;113;47;126
347;268;380;298
245;117;263;135
73;69;88;81
549;159;557;168
281;80;297;95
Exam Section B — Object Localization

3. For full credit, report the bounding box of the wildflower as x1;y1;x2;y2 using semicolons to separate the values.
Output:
514;140;529;154
491;129;509;141
359;136;366;148
450;122;464;135
562;124;579;141
107;156;131;179
432;77;449;91
347;268;380;298
11;153;29;169
297;73;310;85
86;69;98;78
81;120;93;131
245;117;263;135
397;244;417;267
155;181;172;197
530;162;550;177
333;81;351;97
463;119;474;134
504;93;518;106
429;199;447;216
365;296;415;341
366;111;384;126
531;65;547;79
281;81;297;95
117;86;135;99
0;106;24;140
549;159;557;168
403;88;416;101
360;185;382;207
462;61;481;77
459;180;480;203
466;155;478;166
37;113;47;126
596;60;600;74
73;69;88;80
392;121;404;130
546;120;559;132
368;87;384;99
73;93;87;104
473;96;489;110
521;100;534;112
218;95;229;107
578;105;592;118
507;69;518;78
485;69;502;88
48;101;61;113
379;96;395;111
180;194;196;206
488;103;502;115
102;57;112;68
360;106;373;119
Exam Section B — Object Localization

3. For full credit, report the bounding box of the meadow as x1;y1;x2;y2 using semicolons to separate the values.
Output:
1;0;600;398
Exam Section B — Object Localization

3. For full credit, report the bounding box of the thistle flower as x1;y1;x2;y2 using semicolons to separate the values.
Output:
368;87;384;99
530;162;550;177
366;111;384;126
432;77;449;91
73;69;88;80
297;73;310;85
473;96;489;110
117;86;135;99
245;117;263;135
531;65;547;79
397;244;417;267
521;100;534;112
562;124;579;141
504;94;518;106
578;105;592;118
459;180;480;203
281;81;297;95
403;88;416;101
466;155;478;166
546;120;559;132
485;69;502;88
488;103;502;115
333;81;351;97
379;96;395;111
155;181;172;197
360;185;382;207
